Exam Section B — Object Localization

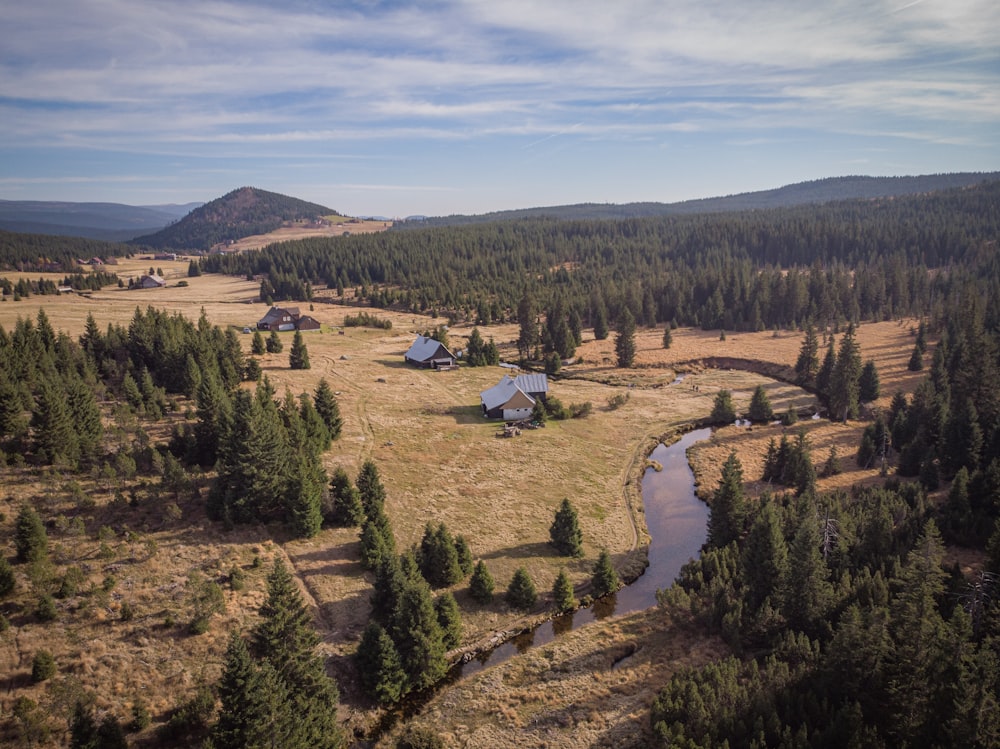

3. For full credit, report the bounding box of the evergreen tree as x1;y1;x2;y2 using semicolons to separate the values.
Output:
65;376;103;462
354;621;406;704
747;385;773;422
0;556;15;597
816;341;836;399
782;498;833;635
859;359;880;403
549;498;584;557
591;549;620;597
193;368;231;469
69;700;98;749
326;467;364;526
593;293;609;341
710;389;736;424
516;293;539;360
908;343;924;371
830;324;863;421
434;591;463;649
706;451;745;549
454;535;474;576
741;499;788;612
266;330;283;354
469;560;495;604
251;330;266;355
95;714;128;749
886;522;948;745
552;568;576;613
357;459;387;518
794;325;820;385
286;452;324;538
506;567;537;610
289;330;310;370
662;326;672;349
210;633;270;749
359;509;396;571
313;378;343;441
392;576;448;690
15;504;47;563
615;308;637;368
298;392;330;453
371;554;406;627
419;522;463;588
250;559;342;748
31;378;79;466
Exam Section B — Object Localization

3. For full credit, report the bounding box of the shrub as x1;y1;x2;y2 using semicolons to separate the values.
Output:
569;401;593;418
607;392;630;410
31;650;56;683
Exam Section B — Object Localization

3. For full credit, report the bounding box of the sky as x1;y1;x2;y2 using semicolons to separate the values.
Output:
1;0;998;218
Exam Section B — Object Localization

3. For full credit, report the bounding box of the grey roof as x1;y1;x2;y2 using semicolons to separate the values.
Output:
405;335;455;362
480;375;526;411
479;373;548;411
513;373;548;395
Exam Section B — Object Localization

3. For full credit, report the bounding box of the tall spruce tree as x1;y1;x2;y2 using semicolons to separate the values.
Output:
392;575;448;691
859;359;880;403
419;522;463;588
326;467;364;527
741;499;788;611
250;559;343;748
354;621;406;704
794;325;820;386
830;325;862;421
506;567;538;610
289;330;310;370
710;389;736;424
356;459;387;518
706;451;745;549
552;568;576;613
747;385;774;422
434;591;463;649
615;308;637;368
469;560;495;604
313;378;343;441
15;504;48;564
591;549;620;597
549;498;584;557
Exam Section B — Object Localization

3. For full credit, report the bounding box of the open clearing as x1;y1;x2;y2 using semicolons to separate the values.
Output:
0;268;925;742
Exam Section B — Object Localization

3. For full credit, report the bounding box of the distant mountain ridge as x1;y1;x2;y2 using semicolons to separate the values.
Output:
396;172;1000;228
131;187;338;250
0;200;202;242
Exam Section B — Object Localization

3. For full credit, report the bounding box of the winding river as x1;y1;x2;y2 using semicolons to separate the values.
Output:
458;426;712;676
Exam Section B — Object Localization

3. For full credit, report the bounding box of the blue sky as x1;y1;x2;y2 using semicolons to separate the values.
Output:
1;0;997;217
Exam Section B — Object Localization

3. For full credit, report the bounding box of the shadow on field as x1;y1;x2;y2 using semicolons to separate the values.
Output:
373;359;408;369
478;541;555;562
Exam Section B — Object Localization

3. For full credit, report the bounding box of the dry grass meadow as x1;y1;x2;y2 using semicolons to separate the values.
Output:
0;259;929;745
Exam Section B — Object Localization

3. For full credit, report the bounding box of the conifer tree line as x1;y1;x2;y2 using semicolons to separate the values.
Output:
199;181;1000;341
0;306;343;539
651;416;1000;745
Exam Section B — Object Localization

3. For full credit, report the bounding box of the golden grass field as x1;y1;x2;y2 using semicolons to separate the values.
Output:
0;259;931;745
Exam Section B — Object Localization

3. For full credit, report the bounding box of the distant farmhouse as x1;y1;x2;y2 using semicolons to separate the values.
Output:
404;334;457;369
256;306;321;332
480;373;549;420
137;273;166;289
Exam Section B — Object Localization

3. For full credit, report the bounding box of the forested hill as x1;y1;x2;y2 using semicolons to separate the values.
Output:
131;187;337;250
396;172;1000;228
201;179;1000;334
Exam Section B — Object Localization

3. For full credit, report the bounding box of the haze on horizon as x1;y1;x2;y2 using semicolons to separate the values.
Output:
1;0;997;218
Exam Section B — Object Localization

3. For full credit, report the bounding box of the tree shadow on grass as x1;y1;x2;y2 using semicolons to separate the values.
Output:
478;541;556;562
